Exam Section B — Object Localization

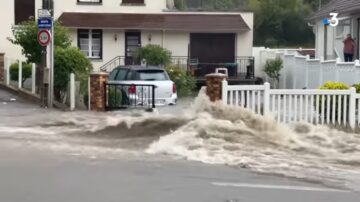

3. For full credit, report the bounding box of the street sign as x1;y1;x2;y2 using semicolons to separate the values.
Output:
38;18;52;29
38;30;51;46
38;9;51;18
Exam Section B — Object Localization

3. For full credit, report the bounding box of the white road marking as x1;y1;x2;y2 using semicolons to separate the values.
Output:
212;182;350;193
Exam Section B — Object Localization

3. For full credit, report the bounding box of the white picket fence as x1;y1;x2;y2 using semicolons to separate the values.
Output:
222;80;360;128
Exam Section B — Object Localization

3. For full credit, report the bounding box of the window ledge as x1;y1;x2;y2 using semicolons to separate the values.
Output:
120;3;146;6
88;58;103;61
77;2;103;6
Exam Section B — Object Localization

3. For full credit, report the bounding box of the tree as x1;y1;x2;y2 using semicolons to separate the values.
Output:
54;47;92;101
250;0;314;47
8;20;71;63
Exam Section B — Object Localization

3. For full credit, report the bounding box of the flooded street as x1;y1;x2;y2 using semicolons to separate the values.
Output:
1;89;360;202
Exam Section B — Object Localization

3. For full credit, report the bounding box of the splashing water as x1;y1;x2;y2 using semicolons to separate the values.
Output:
147;89;360;190
1;89;360;190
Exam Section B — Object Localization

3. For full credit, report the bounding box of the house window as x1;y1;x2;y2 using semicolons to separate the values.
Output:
14;0;35;24
122;0;145;5
78;29;102;59
336;19;352;39
77;0;102;4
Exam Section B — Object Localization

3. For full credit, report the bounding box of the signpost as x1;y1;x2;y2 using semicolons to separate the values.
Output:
37;30;51;46
38;9;54;108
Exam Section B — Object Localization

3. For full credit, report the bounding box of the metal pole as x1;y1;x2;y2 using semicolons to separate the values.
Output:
47;11;54;108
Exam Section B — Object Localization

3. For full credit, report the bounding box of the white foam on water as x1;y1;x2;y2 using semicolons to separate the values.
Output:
147;89;360;190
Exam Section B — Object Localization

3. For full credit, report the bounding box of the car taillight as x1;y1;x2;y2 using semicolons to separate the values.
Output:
173;83;177;93
128;85;136;94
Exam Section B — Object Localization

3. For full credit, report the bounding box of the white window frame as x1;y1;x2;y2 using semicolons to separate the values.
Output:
78;29;102;59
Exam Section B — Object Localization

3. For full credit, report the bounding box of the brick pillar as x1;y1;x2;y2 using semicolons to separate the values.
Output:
205;73;228;102
90;72;108;112
0;53;4;83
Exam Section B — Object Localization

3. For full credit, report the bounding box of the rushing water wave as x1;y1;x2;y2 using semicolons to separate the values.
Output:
1;89;360;190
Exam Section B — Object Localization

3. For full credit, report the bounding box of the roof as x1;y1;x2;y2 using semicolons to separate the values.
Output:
58;12;250;32
310;0;360;20
114;66;165;71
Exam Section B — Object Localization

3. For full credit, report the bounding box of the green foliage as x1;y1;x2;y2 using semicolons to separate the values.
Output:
108;88;124;107
352;84;360;93
251;0;314;47
54;47;92;99
10;62;32;83
264;57;283;81
8;20;72;63
319;82;350;90
166;65;196;97
135;45;172;66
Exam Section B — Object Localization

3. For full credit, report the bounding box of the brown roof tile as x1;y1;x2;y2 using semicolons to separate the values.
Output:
58;12;250;32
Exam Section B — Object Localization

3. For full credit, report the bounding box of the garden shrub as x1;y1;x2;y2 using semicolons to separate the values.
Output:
165;65;196;97
135;45;171;66
10;62;32;83
54;47;92;102
264;57;283;88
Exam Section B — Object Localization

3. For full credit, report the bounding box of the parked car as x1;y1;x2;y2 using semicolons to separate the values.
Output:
108;66;177;106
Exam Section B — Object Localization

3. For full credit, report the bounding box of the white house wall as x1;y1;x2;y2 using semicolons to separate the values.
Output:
236;12;253;57
0;0;42;59
53;0;167;18
163;31;189;56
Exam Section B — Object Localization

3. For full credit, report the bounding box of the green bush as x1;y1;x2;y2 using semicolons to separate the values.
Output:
54;47;92;101
320;82;350;90
166;65;196;97
317;82;350;122
352;84;360;93
264;57;283;88
10;62;32;83
135;44;171;66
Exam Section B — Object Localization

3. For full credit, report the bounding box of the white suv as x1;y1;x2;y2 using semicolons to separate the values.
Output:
108;66;177;106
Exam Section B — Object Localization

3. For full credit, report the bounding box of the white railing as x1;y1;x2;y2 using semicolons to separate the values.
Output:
222;81;360;129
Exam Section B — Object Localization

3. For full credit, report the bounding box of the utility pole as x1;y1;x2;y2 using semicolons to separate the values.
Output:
40;0;54;108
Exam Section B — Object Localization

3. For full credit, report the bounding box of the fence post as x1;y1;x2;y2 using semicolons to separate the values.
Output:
263;82;270;115
6;57;10;85
305;55;310;88
349;87;356;129
31;63;36;94
70;73;75;111
222;79;228;105
18;61;22;89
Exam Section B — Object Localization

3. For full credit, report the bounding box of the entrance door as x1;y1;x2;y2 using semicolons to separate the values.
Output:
125;32;141;65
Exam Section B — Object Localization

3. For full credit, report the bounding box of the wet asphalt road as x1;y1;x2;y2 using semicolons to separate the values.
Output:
0;89;359;202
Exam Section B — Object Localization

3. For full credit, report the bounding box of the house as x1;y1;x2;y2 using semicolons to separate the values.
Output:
309;0;360;61
0;0;254;83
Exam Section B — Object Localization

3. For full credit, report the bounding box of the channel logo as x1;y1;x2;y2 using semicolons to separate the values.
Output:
323;13;339;27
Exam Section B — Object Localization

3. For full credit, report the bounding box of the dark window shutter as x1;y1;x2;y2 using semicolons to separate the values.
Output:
14;0;35;25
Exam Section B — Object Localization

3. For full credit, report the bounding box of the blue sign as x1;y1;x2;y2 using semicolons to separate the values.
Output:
38;18;52;29
323;18;330;26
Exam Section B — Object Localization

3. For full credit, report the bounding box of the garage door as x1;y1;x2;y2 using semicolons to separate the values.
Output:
190;33;235;63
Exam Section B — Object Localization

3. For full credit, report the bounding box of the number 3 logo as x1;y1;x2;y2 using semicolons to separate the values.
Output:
329;13;339;27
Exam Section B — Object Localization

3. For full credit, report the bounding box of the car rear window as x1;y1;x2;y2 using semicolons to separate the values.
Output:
137;70;169;81
110;69;128;81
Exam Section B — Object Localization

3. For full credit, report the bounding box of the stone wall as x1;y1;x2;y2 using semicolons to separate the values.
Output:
205;73;227;102
90;72;108;112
